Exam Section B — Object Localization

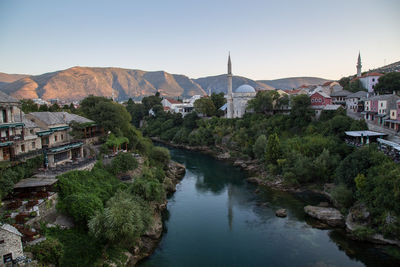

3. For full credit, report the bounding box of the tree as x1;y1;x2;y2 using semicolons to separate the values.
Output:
211;92;226;110
21;99;39;113
142;94;162;113
253;134;267;160
194;98;216;117
126;102;146;127
348;79;366;93
88;192;152;246
374;72;400;95
339;77;351;88
247;90;279;114
28;238;64;266
59;192;103;225
49;103;61;112
39;104;49;111
290;94;313;127
265;133;281;164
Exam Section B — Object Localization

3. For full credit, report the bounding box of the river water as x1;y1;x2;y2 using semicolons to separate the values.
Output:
140;147;400;267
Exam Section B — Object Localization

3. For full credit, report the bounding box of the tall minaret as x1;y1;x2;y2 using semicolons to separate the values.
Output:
227;53;233;118
357;52;362;77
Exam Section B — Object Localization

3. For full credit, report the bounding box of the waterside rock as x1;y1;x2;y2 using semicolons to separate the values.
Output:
304;205;344;227
275;209;287;218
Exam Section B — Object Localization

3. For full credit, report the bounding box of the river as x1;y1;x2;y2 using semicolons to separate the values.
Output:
140;147;400;267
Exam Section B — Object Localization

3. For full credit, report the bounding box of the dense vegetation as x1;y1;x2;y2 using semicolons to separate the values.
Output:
141;92;400;239
0;156;43;199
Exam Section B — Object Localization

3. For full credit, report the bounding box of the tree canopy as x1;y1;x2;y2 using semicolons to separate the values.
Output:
374;72;400;95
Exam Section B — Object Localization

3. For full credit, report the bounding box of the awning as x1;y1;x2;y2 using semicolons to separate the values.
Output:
0;122;24;129
345;130;387;137
384;119;400;124
0;141;13;147
47;142;83;154
377;138;400;151
50;126;70;131
37;130;52;136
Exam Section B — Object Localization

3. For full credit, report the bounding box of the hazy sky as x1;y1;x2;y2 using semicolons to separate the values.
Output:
0;0;399;80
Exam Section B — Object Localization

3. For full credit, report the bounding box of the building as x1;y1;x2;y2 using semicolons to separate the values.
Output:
331;90;351;107
345;91;368;112
0;92;24;161
25;112;85;168
363;94;400;126
12;115;43;161
161;98;195;116
310;92;332;118
225;54;256;118
0;224;24;265
384;99;400;132
359;72;383;93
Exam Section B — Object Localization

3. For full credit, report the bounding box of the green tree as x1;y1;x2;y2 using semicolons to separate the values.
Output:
39;104;49;111
59;192;103;225
247;90;279;114
265;133;281;164
348;79;366;93
211;92;226;110
142;94;162;113
374;72;400;95
290;94;313;127
194;97;216;117
20;99;39;113
253;134;267;160
88;192;152;247
28;238;64;266
126;102;146;127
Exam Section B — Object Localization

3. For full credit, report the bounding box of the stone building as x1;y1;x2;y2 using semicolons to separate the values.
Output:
0;224;23;265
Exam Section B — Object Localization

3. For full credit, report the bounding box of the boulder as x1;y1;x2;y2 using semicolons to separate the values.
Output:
276;209;287;218
246;177;263;185
217;152;230;160
304;205;344;227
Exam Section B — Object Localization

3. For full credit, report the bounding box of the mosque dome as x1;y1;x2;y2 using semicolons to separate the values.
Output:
235;84;256;93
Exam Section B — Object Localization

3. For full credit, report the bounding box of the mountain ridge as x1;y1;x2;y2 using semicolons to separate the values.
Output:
0;67;329;101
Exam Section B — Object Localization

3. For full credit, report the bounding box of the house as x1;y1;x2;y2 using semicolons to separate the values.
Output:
287;88;308;96
359;72;383;93
331;90;351;107
321;81;343;95
0;224;24;265
346;91;368;112
161;98;195;116
310;91;332;118
384;98;400;132
363;94;400;126
25;112;84;168
0;92;24;161
11;115;43;161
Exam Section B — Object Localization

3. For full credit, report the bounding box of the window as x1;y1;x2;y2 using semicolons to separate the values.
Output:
32;142;35;149
21;144;25;152
30;129;34;135
372;78;375;82
55;135;58;142
3;253;12;263
381;103;383;107
61;134;64;140
0;240;4;244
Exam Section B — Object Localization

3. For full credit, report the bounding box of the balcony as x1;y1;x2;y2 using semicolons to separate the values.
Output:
0;134;23;142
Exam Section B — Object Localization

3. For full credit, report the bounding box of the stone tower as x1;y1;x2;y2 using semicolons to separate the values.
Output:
227;53;233;118
357;52;362;78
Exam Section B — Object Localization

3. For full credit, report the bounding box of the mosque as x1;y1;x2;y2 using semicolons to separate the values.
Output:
226;54;257;118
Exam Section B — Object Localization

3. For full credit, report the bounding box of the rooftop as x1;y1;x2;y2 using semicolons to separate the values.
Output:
331;90;352;97
14;177;58;189
345;130;387;137
346;91;368;99
0;91;19;104
0;223;23;237
29;112;93;126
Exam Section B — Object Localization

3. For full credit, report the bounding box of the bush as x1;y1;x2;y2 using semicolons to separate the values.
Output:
28;238;64;266
352;226;376;240
253;134;267;160
129;177;165;202
58;193;103;225
330;184;354;210
109;153;138;175
150;146;170;168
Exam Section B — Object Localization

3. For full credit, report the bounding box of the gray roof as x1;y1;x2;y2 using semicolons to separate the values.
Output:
1;223;23;237
346;91;368;99
367;94;400;101
345;130;387;137
29;112;93;126
0;91;19;104
14;177;57;189
330;90;352;97
323;104;342;110
23;116;39;128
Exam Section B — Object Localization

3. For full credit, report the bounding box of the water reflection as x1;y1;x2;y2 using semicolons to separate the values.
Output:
141;146;400;267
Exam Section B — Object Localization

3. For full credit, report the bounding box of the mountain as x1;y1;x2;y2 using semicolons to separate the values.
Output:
0;67;206;101
258;77;330;90
194;74;274;94
0;72;29;87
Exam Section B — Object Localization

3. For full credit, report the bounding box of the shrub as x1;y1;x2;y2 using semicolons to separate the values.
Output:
109;153;138;175
150;146;170;168
28;238;64;266
330;184;354;210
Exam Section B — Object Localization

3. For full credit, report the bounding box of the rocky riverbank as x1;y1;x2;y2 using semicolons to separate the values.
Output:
126;160;186;266
152;138;400;248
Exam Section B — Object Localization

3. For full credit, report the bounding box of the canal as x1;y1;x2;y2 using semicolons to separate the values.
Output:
140;147;400;267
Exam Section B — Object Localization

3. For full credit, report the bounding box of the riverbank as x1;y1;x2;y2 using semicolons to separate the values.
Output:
127;160;186;266
152;137;400;248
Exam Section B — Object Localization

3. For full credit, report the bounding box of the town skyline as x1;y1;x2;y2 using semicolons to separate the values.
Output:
0;0;399;80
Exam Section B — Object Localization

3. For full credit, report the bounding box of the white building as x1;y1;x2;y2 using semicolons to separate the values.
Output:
225;54;256;118
359;72;383;93
345;91;368;112
161;98;194;117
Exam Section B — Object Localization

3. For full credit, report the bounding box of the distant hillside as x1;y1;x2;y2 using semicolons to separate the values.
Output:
0;72;29;87
369;60;400;74
258;77;330;90
194;75;274;94
0;67;206;101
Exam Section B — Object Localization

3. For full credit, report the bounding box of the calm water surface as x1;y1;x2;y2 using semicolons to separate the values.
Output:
140;147;400;267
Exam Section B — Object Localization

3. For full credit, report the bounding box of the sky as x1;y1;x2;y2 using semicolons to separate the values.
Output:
0;0;399;80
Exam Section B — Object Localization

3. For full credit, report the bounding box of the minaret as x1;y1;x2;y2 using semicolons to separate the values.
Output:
357;52;362;77
227;53;233;118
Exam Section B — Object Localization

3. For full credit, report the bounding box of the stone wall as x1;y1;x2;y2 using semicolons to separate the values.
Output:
0;230;23;264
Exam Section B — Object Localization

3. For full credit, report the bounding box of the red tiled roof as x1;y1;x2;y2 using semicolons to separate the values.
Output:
299;85;309;88
362;72;383;77
163;106;171;111
165;98;181;104
322;81;334;86
287;89;301;94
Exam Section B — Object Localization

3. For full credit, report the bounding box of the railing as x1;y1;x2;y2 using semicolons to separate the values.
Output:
0;134;23;142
